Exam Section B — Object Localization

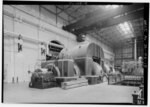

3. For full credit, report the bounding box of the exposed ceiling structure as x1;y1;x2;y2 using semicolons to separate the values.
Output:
47;4;144;48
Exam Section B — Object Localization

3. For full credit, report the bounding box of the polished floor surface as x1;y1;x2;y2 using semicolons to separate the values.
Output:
3;82;138;103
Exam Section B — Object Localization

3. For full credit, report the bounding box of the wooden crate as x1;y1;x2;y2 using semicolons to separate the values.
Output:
61;78;88;89
85;75;100;85
55;76;79;87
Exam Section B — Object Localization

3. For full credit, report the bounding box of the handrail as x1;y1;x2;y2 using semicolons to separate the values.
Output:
132;85;144;104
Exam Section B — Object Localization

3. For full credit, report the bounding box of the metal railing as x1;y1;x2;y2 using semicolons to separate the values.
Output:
108;74;143;86
132;84;144;104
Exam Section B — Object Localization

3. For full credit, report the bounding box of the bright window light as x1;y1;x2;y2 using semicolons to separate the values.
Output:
112;5;120;8
105;5;120;9
117;22;134;38
119;22;130;34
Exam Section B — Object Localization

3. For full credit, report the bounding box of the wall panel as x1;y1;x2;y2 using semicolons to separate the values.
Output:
4;15;14;31
4;5;115;83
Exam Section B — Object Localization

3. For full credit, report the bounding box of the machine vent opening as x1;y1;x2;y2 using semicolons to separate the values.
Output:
51;40;63;45
92;56;100;64
47;40;64;60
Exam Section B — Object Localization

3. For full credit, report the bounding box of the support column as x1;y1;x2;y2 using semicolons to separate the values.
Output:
134;38;137;61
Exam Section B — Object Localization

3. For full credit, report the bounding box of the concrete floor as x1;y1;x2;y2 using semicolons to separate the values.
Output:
3;82;139;103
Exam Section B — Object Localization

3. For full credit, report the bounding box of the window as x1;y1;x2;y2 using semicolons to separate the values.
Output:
105;5;120;9
117;22;134;38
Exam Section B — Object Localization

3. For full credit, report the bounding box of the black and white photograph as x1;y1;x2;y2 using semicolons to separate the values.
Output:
1;0;149;105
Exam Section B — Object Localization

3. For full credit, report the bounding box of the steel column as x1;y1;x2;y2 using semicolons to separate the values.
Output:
134;38;137;61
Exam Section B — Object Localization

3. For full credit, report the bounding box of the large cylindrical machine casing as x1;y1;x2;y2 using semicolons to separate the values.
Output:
59;42;105;76
68;42;104;59
59;42;104;60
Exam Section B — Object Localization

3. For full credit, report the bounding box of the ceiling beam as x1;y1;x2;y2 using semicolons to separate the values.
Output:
69;5;83;22
73;9;144;34
101;9;144;29
41;5;68;22
56;5;72;15
72;5;83;13
56;5;77;21
63;4;144;32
